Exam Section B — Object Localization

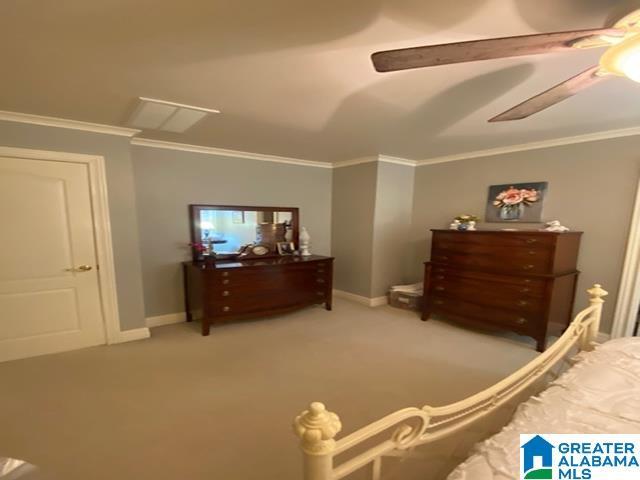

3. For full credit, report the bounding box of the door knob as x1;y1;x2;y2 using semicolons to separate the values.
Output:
65;265;93;272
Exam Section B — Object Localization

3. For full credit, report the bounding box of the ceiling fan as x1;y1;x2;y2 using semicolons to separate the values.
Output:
371;9;640;122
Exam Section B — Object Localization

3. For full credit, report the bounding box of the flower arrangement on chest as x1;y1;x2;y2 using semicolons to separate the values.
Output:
450;214;478;231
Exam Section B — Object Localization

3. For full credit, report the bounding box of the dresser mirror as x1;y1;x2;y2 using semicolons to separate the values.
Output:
189;204;299;261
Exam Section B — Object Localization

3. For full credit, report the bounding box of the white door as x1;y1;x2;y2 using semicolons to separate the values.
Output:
0;155;105;362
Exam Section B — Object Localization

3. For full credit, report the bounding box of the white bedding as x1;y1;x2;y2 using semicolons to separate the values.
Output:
446;338;640;480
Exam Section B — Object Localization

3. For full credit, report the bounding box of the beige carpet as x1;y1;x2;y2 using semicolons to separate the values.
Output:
0;298;538;480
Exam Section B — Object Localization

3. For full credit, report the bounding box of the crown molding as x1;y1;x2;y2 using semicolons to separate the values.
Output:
333;155;417;169
0;110;141;137
131;137;332;169
416;126;640;166
378;155;418;167
332;156;378;169
3;110;637;168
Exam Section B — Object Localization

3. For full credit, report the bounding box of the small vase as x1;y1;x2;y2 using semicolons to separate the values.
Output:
299;227;311;256
500;203;524;221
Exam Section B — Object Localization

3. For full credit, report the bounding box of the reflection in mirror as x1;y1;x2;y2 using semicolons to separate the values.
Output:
197;209;294;255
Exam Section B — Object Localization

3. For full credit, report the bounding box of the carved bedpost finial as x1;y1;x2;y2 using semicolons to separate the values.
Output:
583;284;608;350
588;284;608;305
293;402;342;455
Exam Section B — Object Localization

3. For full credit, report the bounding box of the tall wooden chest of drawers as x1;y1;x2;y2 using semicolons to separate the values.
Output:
422;230;582;352
183;255;333;336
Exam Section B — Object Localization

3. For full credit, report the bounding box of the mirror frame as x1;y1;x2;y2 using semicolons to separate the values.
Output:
188;204;300;261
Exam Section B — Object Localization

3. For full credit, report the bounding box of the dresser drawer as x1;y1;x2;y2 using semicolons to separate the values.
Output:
433;232;555;249
211;262;330;287
431;249;551;274
208;261;330;309
429;295;541;332
433;238;553;260
429;268;546;298
208;287;326;316
429;266;547;294
429;279;544;314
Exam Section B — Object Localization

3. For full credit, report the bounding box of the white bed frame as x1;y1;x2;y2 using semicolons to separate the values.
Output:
293;284;608;480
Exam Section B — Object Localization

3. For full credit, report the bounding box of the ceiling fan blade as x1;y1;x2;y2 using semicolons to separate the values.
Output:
488;65;609;122
371;28;624;72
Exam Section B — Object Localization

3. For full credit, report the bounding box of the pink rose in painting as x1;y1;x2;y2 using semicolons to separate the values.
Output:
521;189;539;202
500;187;524;205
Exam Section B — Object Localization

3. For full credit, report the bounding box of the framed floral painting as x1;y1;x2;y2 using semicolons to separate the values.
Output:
485;182;548;222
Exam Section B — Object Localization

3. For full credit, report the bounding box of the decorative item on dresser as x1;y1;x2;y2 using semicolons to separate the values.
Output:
299;226;312;256
184;204;333;335
422;229;582;352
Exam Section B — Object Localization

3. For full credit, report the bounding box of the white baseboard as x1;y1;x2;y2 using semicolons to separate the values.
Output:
146;312;186;328
333;289;388;307
369;295;389;307
118;327;151;343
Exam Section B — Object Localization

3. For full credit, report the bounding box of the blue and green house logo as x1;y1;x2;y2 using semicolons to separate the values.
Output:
522;435;554;479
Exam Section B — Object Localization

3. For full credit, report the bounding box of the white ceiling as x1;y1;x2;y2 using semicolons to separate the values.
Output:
2;0;640;162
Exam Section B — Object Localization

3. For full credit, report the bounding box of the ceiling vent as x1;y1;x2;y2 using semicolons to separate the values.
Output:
128;97;220;133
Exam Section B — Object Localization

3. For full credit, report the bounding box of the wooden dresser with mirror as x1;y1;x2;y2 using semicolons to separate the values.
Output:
183;204;333;335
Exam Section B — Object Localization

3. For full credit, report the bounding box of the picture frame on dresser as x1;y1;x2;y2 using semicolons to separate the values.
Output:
422;229;582;352
277;241;295;255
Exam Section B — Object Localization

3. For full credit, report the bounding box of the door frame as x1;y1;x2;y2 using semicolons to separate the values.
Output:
0;146;122;344
612;175;640;338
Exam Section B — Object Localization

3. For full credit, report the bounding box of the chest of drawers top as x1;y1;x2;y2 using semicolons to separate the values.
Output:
429;230;582;276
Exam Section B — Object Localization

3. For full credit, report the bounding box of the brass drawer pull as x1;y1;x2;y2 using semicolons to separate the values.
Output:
439;256;449;261
525;238;538;244
317;278;325;284
317;268;325;273
523;279;532;284
222;291;230;297
435;275;445;280
523;264;534;270
528;250;537;255
520;288;531;293
434;300;444;305
316;291;324;296
516;317;527;325
222;279;230;285
434;286;445;292
222;271;230;277
517;300;529;306
222;306;230;312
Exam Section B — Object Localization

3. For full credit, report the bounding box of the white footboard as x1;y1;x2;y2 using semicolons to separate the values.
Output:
293;284;608;480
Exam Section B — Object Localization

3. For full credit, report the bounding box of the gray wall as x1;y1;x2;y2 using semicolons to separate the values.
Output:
370;162;415;297
0;120;146;331
331;162;377;297
131;145;332;317
409;136;640;333
332;160;415;298
3;119;638;334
